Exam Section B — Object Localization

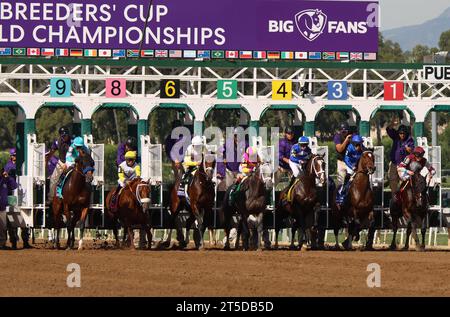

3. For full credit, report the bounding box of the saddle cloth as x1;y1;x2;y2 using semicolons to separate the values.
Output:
286;179;300;203
56;169;74;199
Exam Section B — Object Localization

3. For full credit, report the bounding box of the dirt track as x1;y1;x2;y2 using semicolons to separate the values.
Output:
1;243;450;297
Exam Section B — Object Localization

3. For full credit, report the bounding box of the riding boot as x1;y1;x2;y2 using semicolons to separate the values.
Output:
111;185;121;212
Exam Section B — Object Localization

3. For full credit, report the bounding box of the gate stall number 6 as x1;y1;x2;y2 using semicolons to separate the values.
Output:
328;81;348;100
160;79;181;99
106;78;127;98
50;78;71;97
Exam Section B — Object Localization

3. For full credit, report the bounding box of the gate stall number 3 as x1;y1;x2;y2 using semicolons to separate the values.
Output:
328;81;348;100
160;79;181;99
106;78;127;98
50;78;71;97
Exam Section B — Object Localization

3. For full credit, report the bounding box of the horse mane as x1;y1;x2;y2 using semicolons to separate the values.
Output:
412;172;427;193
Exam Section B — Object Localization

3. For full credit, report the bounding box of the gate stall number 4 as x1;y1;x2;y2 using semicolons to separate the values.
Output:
50;78;71;97
272;80;292;100
328;81;348;100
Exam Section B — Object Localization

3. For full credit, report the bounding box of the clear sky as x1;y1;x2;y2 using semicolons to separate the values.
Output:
378;0;450;30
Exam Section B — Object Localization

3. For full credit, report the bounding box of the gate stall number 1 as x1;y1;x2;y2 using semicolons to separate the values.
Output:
50;78;71;97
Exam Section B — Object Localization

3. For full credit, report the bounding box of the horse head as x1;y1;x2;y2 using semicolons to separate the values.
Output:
129;178;151;210
358;150;376;175
74;157;94;184
309;154;326;185
411;172;428;209
202;152;216;181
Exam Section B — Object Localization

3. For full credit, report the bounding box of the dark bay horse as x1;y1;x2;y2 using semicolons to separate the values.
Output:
223;166;267;251
52;156;94;250
390;167;430;251
275;154;326;250
105;177;152;249
163;156;216;249
333;151;376;251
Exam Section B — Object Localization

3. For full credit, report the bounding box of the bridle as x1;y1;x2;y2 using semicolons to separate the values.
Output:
310;155;326;183
356;151;375;175
126;180;151;206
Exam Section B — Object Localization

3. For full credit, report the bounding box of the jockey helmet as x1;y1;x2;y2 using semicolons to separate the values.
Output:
284;127;294;134
9;148;16;156
339;122;349;132
192;136;203;146
413;146;425;157
59;126;69;136
351;135;363;145
73;137;84;147
246;146;258;156
125;151;137;160
398;125;409;134
126;137;137;149
298;136;309;145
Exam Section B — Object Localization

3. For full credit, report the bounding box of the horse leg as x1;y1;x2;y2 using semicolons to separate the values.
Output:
78;208;89;251
390;216;398;250
255;213;264;251
193;207;205;250
421;220;427;251
241;216;250;251
343;220;354;251
307;209;318;250
290;222;297;250
410;218;423;252
365;215;376;251
403;222;412;251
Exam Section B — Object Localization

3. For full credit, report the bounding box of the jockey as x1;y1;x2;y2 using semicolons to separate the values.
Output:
288;136;312;186
55;137;90;195
228;146;260;204
65;137;90;169
336;135;365;203
48;126;72;201
117;137;138;166
181;135;204;185
111;151;141;210
397;146;435;183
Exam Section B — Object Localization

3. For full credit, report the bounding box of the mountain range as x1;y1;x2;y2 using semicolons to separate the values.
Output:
382;6;450;51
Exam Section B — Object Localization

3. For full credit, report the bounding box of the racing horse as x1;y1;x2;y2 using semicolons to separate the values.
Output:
105;177;152;249
52;154;95;250
222;165;267;251
162;155;216;249
333;150;376;251
274;154;326;250
389;163;430;251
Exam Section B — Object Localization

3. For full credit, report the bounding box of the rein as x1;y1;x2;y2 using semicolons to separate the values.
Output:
309;155;325;180
126;180;150;206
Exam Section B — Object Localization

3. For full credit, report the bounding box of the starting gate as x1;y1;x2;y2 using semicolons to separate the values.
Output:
140;135;164;227
17;134;46;228
84;135;105;227
417;137;442;224
363;137;385;217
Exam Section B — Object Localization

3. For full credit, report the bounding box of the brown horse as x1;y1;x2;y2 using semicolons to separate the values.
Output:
52;156;94;250
389;168;430;251
275;154;326;250
105;177;152;249
162;156;216;249
333;150;376;251
223;166;267;251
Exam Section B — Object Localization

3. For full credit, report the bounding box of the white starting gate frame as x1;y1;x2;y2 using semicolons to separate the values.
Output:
17;134;46;228
140;135;164;227
417;137;442;216
84;135;105;226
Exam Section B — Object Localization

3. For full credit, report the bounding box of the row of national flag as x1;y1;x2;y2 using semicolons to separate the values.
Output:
0;48;377;61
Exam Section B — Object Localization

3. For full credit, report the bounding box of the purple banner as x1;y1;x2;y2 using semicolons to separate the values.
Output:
0;0;379;52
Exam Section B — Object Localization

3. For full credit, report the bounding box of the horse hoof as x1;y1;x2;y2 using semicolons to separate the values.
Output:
288;245;297;251
364;245;374;251
334;244;341;251
401;246;409;251
389;244;397;251
416;246;425;252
